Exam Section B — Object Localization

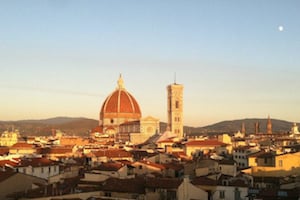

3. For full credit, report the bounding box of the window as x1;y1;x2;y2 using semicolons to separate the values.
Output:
110;119;114;124
175;101;179;109
148;188;155;192
104;192;111;197
234;188;241;200
279;160;283;167
139;165;143;169
41;167;44;173
219;190;225;199
167;190;177;200
222;180;228;186
278;191;288;197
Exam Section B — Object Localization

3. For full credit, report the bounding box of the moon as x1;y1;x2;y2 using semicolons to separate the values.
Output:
278;25;284;32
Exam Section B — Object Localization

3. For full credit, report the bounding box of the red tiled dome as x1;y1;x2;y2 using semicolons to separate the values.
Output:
100;75;141;119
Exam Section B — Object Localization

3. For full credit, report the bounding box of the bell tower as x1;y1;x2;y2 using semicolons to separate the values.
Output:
267;115;272;134
167;81;184;139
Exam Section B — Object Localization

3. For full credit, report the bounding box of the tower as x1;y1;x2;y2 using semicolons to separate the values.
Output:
241;122;246;134
255;122;260;134
167;82;184;139
267;115;272;134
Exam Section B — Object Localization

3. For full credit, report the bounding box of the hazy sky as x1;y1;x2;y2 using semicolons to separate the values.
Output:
1;0;300;126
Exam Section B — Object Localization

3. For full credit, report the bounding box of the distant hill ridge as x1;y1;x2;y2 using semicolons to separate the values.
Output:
189;118;295;135
0;117;296;136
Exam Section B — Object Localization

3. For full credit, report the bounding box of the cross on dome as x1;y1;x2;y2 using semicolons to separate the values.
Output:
117;74;125;89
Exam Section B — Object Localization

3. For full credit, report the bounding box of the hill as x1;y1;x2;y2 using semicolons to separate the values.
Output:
187;118;295;135
0;117;98;136
0;117;296;136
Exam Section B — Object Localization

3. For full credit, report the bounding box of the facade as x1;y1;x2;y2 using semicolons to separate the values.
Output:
16;157;60;180
89;149;133;166
130;116;160;144
233;146;260;168
9;142;37;155
84;162;134;182
0;171;46;200
0;129;19;147
167;82;184;139
184;140;228;157
212;185;248;200
244;151;300;177
133;160;166;176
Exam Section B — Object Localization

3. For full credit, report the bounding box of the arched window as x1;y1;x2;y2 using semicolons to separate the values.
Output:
175;101;179;109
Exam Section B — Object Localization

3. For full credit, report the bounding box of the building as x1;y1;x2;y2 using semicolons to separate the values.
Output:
15;157;60;180
167;82;184;139
0;129;19;147
9;142;37;155
267;115;272;134
118;116;160;144
244;151;300;177
233;146;260;168
0;171;46;200
184;140;228;158
99;74;142;136
92;75;159;145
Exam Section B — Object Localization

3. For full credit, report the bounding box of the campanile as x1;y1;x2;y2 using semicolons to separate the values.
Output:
167;82;184;139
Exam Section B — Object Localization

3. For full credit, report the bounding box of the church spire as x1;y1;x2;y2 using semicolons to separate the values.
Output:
117;74;125;89
267;115;272;134
241;122;246;134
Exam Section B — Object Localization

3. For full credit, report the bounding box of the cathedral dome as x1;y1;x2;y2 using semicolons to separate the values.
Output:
100;75;141;120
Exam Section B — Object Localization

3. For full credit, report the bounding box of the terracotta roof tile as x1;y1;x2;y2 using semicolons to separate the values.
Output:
91;125;103;133
94;162;124;171
0;146;9;155
146;177;182;189
185;140;226;146
45;146;73;154
91;149;132;158
0;159;19;168
191;176;217;186
163;162;184;171
18;157;59;167
136;160;165;170
100;88;141;118
0;171;17;182
10;142;35;149
101;177;145;194
157;139;174;143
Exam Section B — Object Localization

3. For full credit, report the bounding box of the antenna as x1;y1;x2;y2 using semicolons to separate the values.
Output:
174;72;177;84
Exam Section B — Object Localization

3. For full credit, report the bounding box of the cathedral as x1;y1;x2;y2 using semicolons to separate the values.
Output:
91;75;184;145
91;75;160;144
99;74;142;135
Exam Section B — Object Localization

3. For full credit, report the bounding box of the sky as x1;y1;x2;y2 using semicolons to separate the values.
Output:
0;0;300;127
